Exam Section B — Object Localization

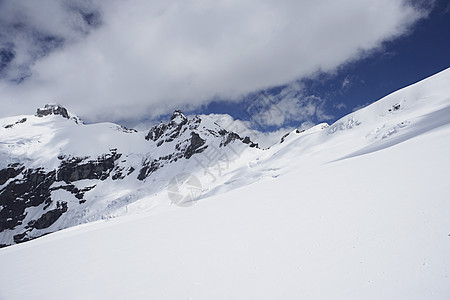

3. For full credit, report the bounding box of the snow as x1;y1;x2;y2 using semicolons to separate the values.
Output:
0;68;450;299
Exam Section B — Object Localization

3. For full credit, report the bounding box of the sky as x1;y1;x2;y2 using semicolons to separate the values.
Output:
0;0;449;134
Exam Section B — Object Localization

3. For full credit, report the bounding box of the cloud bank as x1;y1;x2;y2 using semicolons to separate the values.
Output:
0;0;429;123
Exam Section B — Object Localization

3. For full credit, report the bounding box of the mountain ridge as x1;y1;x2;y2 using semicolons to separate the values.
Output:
0;105;260;247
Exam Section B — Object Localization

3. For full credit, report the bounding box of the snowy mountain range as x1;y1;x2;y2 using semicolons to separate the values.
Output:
0;104;259;247
0;67;449;299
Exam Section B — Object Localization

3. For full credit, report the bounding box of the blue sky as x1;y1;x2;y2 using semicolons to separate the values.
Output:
0;0;448;133
193;0;450;131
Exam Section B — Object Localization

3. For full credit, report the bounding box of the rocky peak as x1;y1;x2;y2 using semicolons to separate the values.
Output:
145;110;258;148
35;104;83;124
169;110;188;126
36;104;70;118
138;110;259;180
145;110;189;144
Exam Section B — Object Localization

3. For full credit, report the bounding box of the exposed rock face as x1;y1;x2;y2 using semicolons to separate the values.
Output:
27;202;68;230
145;123;167;141
184;132;207;159
0;151;124;246
389;103;401;112
145;110;189;146
117;125;138;133
0;163;25;185
3;118;27;129
36;104;71;119
57;151;122;183
53;184;96;203
0;166;56;233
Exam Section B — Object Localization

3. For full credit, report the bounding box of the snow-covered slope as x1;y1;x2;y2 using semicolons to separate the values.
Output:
0;68;449;299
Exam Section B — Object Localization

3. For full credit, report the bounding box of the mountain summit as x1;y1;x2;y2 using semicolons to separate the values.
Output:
35;104;83;124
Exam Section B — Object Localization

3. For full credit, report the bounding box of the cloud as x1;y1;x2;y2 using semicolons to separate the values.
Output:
0;1;101;81
200;113;313;148
341;77;351;89
442;1;450;15
334;102;347;110
243;82;332;129
0;0;430;123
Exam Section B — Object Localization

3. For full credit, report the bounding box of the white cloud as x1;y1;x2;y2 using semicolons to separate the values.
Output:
0;0;429;123
0;0;100;78
342;77;351;89
334;102;347;110
246;83;332;128
200;113;313;148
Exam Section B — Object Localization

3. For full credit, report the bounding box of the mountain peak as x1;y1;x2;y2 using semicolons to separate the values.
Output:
35;104;83;124
36;104;69;118
169;110;187;125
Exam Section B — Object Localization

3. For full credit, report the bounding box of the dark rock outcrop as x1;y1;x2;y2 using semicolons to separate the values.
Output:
13;232;30;244
0;150;123;246
389;103;401;112
36;104;70;119
138;159;161;180
145;123;168;141
0;163;25;185
145;110;189;146
57;151;122;183
50;184;96;204
280;132;290;144
0;167;56;232
28;201;68;230
4;118;27;129
35;104;83;124
112;166;135;180
184;132;207;159
242;136;258;148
